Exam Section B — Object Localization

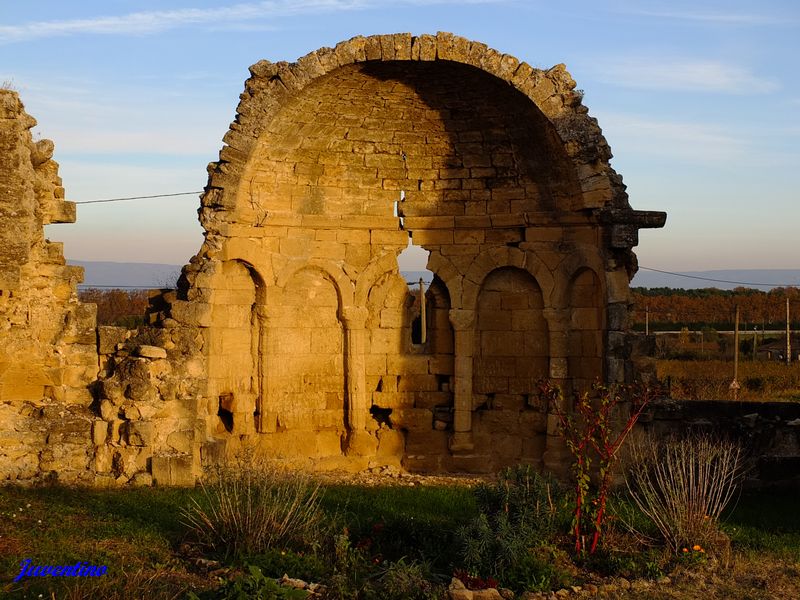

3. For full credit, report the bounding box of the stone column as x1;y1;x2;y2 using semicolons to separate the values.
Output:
544;308;570;386
449;308;475;453
341;306;375;456
255;305;274;433
543;308;572;476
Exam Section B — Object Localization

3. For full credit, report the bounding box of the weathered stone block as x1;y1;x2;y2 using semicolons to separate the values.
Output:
92;420;108;445
135;345;167;359
125;421;153;446
151;455;196;486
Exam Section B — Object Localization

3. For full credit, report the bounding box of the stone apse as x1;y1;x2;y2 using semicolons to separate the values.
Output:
0;33;665;484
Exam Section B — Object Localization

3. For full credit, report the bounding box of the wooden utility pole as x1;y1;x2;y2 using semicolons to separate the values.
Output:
419;277;427;344
730;306;740;400
787;297;792;365
645;305;650;336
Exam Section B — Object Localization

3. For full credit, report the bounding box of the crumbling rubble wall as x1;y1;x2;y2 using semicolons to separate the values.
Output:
0;90;98;482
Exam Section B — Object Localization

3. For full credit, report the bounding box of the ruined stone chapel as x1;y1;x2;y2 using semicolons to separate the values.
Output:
0;33;665;485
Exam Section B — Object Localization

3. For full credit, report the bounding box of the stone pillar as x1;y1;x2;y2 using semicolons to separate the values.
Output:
341;306;375;456
545;308;570;387
543;308;571;476
449;308;475;453
255;305;271;433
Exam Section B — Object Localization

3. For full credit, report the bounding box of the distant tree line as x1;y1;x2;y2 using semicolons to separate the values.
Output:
78;288;149;328
631;287;800;331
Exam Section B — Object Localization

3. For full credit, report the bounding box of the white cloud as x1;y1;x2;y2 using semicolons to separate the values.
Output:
624;8;791;26
6;74;234;156
597;112;747;163
0;0;502;43
0;2;314;42
595;59;779;94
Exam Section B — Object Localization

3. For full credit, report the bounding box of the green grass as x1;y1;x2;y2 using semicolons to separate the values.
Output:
723;490;800;560
2;481;799;599
320;484;476;570
0;485;205;598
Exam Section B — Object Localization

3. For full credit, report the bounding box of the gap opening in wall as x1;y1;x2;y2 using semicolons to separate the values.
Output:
397;234;434;346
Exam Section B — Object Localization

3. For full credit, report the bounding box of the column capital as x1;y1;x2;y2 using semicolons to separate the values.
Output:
449;308;475;331
543;308;570;328
340;306;368;327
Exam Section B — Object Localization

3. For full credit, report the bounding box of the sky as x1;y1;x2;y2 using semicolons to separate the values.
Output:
2;0;798;274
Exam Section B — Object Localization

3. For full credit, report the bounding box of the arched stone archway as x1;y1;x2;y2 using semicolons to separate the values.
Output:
169;33;665;475
262;267;347;458
567;268;605;393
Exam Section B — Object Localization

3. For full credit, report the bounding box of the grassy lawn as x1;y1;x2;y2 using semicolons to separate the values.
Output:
0;481;476;599
1;479;798;599
0;485;210;598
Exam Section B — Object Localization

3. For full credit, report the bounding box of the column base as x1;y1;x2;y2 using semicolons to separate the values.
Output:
449;431;474;454
344;430;378;457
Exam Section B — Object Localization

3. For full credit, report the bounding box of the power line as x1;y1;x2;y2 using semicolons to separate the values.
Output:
638;266;797;289
67;191;799;290
74;191;202;205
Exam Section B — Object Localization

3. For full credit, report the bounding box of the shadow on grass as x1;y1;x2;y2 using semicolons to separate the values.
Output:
723;489;800;559
320;484;476;570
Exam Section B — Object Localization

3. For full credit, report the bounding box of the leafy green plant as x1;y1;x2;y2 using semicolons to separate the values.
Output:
181;459;326;558
187;565;308;600
325;531;376;600
501;548;572;592
458;465;567;589
247;549;327;582
371;558;441;600
473;464;565;536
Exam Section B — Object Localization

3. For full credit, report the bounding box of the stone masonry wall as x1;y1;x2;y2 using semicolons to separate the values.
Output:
136;33;666;480
639;400;800;488
0;90;98;482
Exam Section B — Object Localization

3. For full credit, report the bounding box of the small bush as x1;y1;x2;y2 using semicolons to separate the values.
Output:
181;460;326;558
502;548;572;592
624;433;743;554
372;558;442;600
325;532;375;600
248;549;327;582
187;565;308;600
458;465;567;589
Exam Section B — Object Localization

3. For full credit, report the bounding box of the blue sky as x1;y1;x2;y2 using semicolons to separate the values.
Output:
2;0;798;272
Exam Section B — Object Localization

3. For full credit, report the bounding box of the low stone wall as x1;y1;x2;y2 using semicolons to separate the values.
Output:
639;399;800;488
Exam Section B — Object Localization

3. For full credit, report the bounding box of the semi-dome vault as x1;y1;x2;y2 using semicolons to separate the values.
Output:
0;33;665;484
158;32;666;476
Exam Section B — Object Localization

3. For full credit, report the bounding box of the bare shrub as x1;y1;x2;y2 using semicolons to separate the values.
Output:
181;458;326;557
624;433;743;554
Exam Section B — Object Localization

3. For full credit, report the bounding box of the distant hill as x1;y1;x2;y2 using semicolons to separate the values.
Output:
72;261;800;292
631;269;800;291
73;261;182;289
